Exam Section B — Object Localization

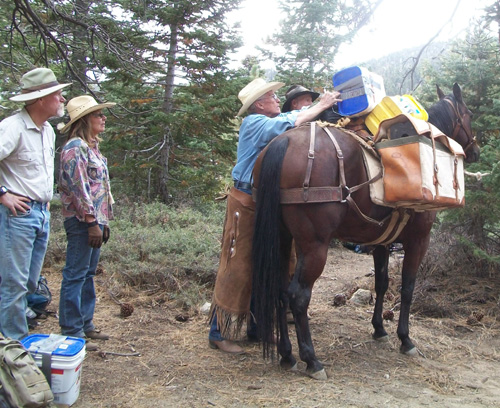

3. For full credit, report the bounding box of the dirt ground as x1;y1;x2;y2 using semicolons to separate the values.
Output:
32;245;500;408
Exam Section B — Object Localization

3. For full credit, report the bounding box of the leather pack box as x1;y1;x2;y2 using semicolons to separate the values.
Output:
365;114;466;211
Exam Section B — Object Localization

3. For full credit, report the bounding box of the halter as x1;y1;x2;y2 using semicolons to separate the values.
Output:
444;97;477;154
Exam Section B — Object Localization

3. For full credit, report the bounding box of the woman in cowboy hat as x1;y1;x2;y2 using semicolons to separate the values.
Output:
208;78;341;354
0;67;70;340
58;95;116;349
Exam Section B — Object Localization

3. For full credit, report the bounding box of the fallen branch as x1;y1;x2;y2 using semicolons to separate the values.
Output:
98;351;141;358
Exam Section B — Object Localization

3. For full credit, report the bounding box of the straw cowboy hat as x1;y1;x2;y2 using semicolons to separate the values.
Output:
59;95;116;133
281;85;319;113
237;78;285;116
9;68;71;102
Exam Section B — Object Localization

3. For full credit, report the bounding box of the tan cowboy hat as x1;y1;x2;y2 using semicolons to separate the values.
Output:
281;85;320;113
59;95;116;133
237;78;285;116
9;68;71;102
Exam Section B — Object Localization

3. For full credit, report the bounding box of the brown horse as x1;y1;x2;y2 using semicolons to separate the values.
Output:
251;83;480;380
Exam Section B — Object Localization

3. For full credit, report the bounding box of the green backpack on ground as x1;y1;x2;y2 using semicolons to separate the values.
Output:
0;334;53;408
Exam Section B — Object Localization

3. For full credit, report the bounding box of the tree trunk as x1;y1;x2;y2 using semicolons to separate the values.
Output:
71;0;91;90
158;22;179;203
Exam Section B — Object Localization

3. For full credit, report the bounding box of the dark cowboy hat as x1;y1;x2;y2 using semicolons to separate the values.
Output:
281;85;320;112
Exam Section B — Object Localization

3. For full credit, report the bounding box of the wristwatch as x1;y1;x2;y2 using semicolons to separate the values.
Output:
0;186;8;197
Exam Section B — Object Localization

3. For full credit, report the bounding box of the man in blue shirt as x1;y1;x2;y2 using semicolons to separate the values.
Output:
209;78;340;354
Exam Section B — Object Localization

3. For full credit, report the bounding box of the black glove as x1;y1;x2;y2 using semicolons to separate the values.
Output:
103;225;110;244
88;224;103;248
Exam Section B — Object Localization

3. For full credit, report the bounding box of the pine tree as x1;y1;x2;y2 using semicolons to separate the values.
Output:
2;0;246;203
419;18;500;273
260;0;383;90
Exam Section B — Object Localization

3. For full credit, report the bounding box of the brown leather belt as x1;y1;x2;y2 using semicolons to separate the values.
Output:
234;180;252;191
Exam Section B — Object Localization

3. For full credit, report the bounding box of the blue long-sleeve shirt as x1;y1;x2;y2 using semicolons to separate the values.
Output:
231;111;299;184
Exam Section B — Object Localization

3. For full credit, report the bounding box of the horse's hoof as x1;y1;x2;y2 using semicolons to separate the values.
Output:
400;345;418;356
280;360;298;371
373;334;389;343
280;354;298;371
308;368;327;380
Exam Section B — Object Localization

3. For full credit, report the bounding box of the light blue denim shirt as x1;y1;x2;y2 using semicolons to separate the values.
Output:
231;111;299;184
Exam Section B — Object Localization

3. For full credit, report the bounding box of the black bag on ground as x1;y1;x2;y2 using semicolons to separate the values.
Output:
27;276;52;317
0;334;54;407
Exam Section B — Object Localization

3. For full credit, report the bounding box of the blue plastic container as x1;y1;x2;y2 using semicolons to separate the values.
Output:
22;334;85;357
333;66;386;117
22;334;86;406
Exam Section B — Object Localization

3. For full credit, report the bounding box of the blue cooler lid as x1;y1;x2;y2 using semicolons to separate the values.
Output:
22;334;85;357
333;66;369;116
332;66;363;87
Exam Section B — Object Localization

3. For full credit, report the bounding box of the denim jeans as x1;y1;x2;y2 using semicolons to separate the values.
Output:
0;202;50;340
59;216;101;337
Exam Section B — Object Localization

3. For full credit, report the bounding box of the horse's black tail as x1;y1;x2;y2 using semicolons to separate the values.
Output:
252;136;289;359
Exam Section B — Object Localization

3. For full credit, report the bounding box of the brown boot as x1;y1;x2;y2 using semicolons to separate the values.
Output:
209;339;244;355
84;329;109;340
85;340;99;351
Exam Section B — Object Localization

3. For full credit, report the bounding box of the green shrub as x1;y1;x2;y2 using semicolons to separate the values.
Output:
46;199;227;310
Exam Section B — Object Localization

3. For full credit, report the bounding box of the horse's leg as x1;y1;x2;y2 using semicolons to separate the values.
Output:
398;232;431;355
289;242;329;380
278;231;297;371
371;245;391;342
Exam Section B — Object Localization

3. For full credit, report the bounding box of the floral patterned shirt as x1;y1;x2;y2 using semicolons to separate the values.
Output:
59;138;113;225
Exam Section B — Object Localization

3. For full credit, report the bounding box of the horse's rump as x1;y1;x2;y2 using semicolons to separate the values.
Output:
253;123;399;245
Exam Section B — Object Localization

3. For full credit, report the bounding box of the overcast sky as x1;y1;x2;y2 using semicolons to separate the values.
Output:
228;0;493;69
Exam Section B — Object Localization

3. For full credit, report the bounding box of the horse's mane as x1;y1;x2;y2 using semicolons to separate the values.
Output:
427;96;455;136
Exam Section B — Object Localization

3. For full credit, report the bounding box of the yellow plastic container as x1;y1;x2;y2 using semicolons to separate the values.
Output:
365;95;428;135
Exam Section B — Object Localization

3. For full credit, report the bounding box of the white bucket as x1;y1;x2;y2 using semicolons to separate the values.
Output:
22;334;86;407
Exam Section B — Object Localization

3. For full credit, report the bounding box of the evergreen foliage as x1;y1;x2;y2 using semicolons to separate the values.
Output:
1;0;245;203
260;0;384;91
416;20;500;274
1;0;499;284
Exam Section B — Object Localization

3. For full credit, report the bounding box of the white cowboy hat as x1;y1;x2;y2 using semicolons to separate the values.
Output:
9;68;71;102
237;78;285;116
59;95;116;133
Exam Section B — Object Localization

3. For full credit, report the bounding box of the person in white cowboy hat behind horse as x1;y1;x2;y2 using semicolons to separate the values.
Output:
0;67;70;340
208;78;341;354
57;95;116;349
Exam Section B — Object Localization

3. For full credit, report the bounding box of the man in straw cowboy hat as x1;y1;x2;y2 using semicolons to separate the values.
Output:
0;67;70;340
208;78;341;354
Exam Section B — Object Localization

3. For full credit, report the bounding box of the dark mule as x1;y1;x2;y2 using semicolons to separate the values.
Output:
252;83;479;380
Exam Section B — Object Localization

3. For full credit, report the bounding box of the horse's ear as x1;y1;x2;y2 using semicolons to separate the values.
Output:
453;83;463;104
436;84;446;100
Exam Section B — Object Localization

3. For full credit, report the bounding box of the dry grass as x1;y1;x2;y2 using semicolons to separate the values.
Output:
32;244;500;408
